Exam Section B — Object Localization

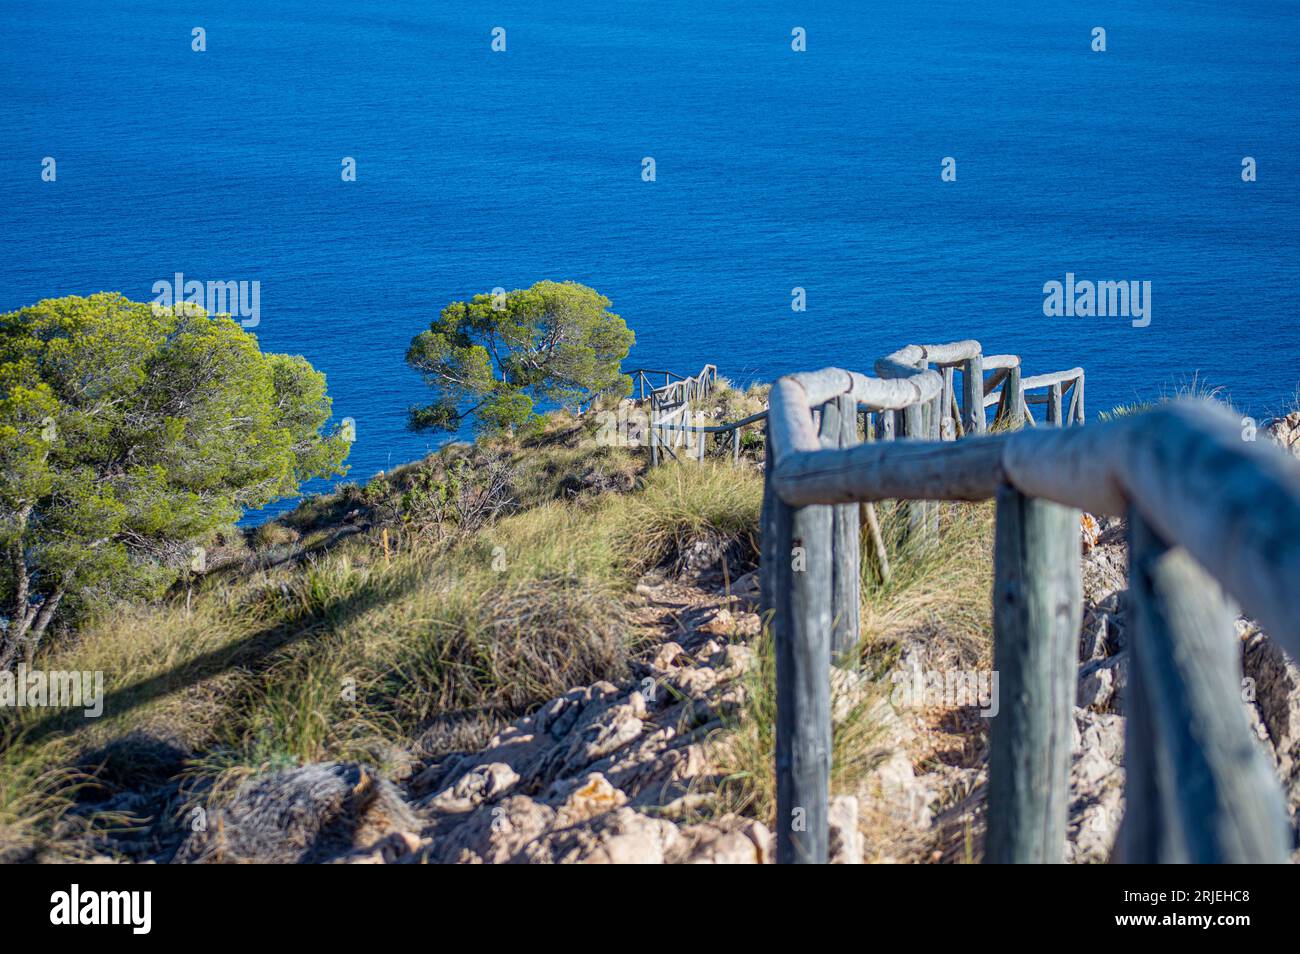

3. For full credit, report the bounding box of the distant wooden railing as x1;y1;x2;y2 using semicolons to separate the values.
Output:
637;346;1084;472
626;363;768;466
630;364;718;406
759;340;1295;864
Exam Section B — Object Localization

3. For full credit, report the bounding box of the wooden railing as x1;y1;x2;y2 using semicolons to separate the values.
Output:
759;341;1296;864
626;363;767;466
630;364;718;407
638;346;1086;471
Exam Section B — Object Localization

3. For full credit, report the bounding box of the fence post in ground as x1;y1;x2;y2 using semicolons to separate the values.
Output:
997;363;1023;430
759;424;776;617
941;367;956;439
820;395;861;666
1073;374;1085;425
899;402;928;543
927;393;942;532
763;438;832;864
1121;510;1289;863
962;354;986;434
650;402;660;467
1046;383;1063;427
1116;600;1162;863
877;408;895;441
985;483;1080;863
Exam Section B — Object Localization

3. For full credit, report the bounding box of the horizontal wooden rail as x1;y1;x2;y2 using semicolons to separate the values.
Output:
761;345;1294;865
651;410;768;433
771;399;1300;660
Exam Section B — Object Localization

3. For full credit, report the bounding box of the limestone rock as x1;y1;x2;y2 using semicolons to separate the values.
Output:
651;641;685;671
1242;628;1300;820
420;761;519;813
175;763;420;864
828;795;864;864
1266;411;1300;458
1067;708;1125;864
1077;652;1127;713
670;817;772;864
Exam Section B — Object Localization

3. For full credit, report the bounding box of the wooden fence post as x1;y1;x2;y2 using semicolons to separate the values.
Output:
900;402;928;543
759;424;777;618
767;477;832;863
997;363;1023;430
650;402;659;467
985;484;1080;863
820;395;861;666
1115;626;1162;863
1046;383;1063;427
877;408;895;441
1121;510;1289;863
962;355;986;434
928;393;942;532
941;367;955;439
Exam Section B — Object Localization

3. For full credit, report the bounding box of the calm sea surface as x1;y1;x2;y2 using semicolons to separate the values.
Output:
3;0;1298;520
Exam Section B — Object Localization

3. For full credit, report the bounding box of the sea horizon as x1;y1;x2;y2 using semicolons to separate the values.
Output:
4;0;1298;522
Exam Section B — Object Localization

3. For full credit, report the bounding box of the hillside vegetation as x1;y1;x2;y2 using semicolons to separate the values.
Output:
3;392;791;859
8;379;1297;864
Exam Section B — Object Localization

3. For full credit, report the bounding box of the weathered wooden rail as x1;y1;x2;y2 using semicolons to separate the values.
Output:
627;363;771;466
759;341;1296;864
638;348;1084;471
631;365;718;404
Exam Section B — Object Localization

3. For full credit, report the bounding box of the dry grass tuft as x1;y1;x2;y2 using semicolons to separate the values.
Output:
617;462;763;574
712;629;887;828
859;501;996;671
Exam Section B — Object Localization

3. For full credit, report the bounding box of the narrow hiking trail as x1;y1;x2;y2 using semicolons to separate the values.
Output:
171;513;1254;864
84;408;1300;864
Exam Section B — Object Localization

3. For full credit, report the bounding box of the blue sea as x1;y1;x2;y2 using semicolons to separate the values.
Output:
3;1;1298;521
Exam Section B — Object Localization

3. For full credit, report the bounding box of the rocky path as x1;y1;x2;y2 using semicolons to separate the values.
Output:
176;520;1300;864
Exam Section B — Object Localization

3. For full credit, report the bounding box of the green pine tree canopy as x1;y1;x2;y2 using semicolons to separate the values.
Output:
0;293;351;665
406;281;635;434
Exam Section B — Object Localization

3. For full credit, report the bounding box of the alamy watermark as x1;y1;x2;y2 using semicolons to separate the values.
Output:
0;665;104;718
1043;272;1150;328
891;668;999;718
593;405;724;450
151;273;260;328
50;884;150;934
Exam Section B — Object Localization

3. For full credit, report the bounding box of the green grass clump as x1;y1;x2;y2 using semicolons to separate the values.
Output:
713;630;886;826
617;462;762;574
1097;372;1234;423
858;501;996;671
0;427;769;858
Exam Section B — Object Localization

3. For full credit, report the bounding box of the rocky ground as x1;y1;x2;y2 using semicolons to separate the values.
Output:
73;413;1300;864
164;507;1300;864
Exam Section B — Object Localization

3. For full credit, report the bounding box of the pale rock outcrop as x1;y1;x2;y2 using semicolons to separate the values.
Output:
1077;653;1127;712
1266;412;1300;458
828;795;865;863
1242;627;1300;823
175;763;421;864
667;816;773;864
1068;708;1125;863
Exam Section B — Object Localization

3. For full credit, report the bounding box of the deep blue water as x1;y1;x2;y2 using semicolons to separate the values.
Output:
3;1;1298;521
